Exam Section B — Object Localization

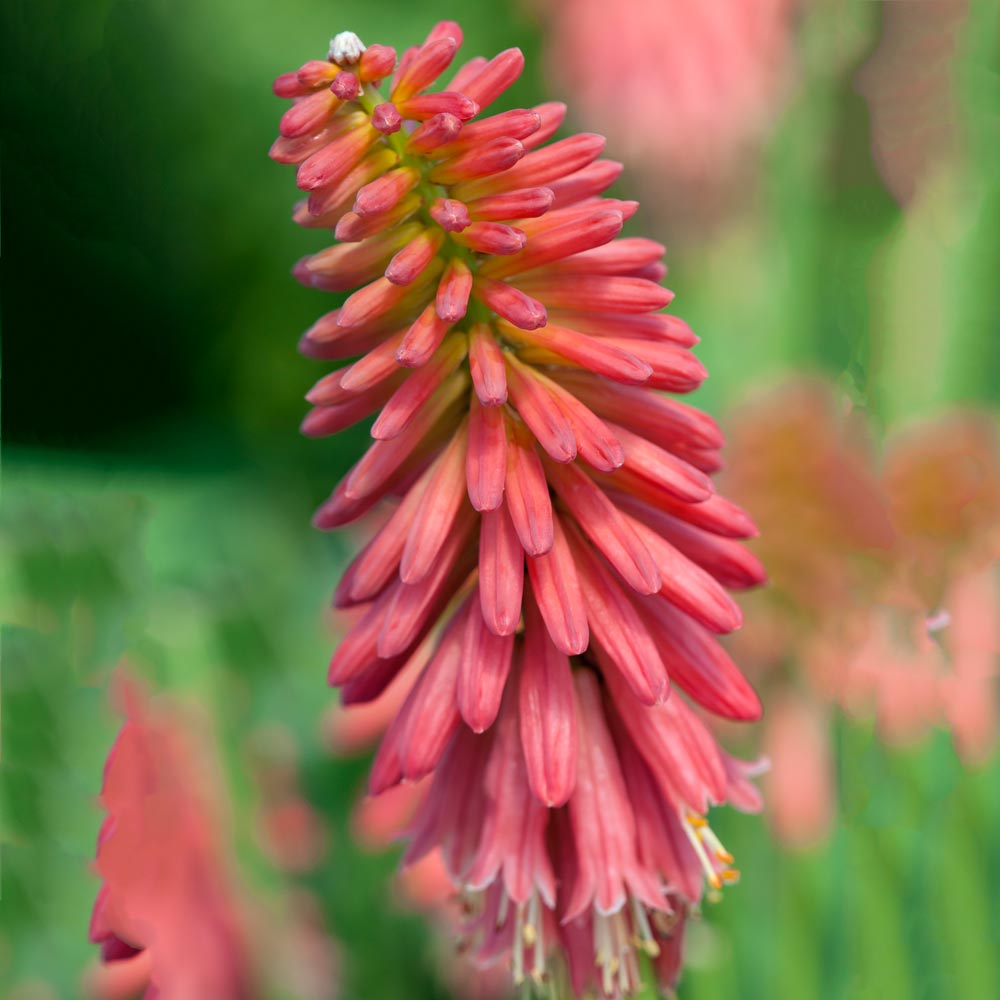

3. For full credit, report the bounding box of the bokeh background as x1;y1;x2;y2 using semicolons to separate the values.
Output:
3;1;999;998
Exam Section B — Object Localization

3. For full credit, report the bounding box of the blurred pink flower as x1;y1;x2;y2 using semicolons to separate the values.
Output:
722;379;1000;846
857;0;970;204
723;377;894;672
87;671;340;1000
88;670;254;1000
531;0;801;223
762;692;835;849
840;414;1000;762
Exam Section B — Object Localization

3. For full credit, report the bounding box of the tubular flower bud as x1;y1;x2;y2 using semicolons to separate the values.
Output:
272;21;764;998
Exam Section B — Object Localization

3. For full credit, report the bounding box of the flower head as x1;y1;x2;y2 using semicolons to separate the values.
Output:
273;22;764;995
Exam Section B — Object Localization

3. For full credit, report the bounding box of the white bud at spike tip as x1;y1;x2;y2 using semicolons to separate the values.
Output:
329;31;366;65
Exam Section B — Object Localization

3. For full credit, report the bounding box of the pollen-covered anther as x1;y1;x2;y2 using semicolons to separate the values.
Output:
681;811;738;894
329;31;366;66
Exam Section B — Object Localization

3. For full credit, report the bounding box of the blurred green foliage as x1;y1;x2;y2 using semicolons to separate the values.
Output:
2;0;999;998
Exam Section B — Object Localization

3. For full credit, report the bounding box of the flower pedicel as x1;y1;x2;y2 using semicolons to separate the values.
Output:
273;23;765;998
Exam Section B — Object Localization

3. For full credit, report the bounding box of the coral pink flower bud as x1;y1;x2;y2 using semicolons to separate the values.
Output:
279;88;341;138
481;210;623;279
526;513;589;655
428;196;471;232
522;102;567;150
272;22;765;995
428;137;525;185
359;43;397;82
519;596;579;807
371;336;466;439
406;112;463;154
384;227;445;285
505;430;555;557
396;303;452;366
466;186;554;222
453;221;526;256
467;396;507;511
547;460;660;596
396;91;479;122
473;277;546;330
479;502;525;636
390;37;459;102
371;102;402;134
274;70;310;98
353;166;420;216
442;108;542;153
570;535;669;705
330;70;360;100
457;47;525;109
459;600;516;733
468;323;507;406
435;258;474;322
297;59;339;88
504;355;577;464
549;160;625;208
456;134;605;199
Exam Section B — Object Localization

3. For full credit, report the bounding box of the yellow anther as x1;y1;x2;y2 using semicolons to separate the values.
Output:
638;937;661;958
522;922;538;947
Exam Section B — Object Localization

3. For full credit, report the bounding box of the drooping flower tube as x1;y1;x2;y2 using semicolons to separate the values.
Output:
273;22;765;997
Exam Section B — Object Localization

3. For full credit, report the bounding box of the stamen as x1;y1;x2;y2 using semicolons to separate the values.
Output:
530;893;546;984
630;896;661;958
700;824;735;865
681;812;724;891
496;886;510;930
513;901;526;985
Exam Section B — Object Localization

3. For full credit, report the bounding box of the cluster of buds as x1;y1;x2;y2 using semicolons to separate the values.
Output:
273;22;764;998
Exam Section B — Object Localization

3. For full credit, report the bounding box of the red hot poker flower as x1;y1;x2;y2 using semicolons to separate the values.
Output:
273;22;763;997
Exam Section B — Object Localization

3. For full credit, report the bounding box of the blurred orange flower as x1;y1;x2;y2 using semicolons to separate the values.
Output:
722;379;1000;845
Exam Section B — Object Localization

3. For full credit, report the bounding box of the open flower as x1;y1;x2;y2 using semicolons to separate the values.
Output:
273;22;763;996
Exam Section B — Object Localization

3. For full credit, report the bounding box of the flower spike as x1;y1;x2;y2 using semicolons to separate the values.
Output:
272;21;764;998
